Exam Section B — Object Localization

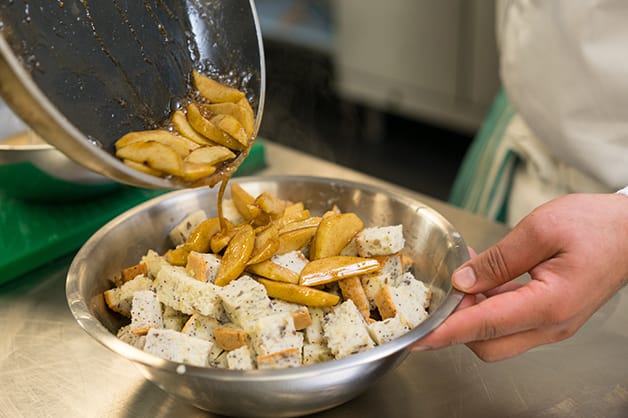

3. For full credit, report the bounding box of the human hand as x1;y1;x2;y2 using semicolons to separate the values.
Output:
410;193;628;361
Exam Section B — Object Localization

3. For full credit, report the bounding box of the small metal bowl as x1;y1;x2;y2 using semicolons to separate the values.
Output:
66;176;468;417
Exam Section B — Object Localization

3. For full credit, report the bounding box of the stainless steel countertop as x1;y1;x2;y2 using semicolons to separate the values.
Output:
1;141;626;417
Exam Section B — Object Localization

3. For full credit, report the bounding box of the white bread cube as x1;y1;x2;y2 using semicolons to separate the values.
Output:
270;300;312;330
304;307;328;344
153;265;225;319
257;347;302;370
141;249;169;279
360;254;405;309
162;306;189;331
367;315;410;345
181;313;223;361
338;277;371;320
323;299;375;359
143;328;213;367
270;250;308;275
375;279;431;328
251;312;304;357
168;209;207;246
104;274;153;317
186;251;221;283
218;275;273;331
209;350;228;369
221;198;245;225
339;238;359;256
302;343;333;366
355;225;405;257
130;290;163;335
117;325;146;349
226;345;255;370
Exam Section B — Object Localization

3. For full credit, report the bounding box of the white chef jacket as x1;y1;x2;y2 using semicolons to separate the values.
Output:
496;0;628;224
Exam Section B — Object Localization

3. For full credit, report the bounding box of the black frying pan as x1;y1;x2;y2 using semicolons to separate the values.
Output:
0;0;265;188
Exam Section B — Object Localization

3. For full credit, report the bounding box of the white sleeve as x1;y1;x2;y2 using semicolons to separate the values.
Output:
617;187;628;197
499;0;628;189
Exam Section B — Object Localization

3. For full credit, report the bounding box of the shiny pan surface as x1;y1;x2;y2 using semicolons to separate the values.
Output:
66;176;468;417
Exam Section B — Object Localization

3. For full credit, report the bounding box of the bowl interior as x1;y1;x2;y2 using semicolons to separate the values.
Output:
66;175;468;415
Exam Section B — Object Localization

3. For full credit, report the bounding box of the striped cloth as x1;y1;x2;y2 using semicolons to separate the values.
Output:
448;89;518;223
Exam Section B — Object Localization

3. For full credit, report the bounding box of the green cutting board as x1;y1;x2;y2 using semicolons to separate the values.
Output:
0;141;266;286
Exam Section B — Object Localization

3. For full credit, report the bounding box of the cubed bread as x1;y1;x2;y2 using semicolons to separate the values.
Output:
221;198;245;225
141;249;169;279
375;279;431;328
256;347;301;370
226;345;255;370
304;307;329;344
209;350;228;369
186;251;221;283
117;262;148;286
338;277;371;320
143;328;213;367
168;209;207;246
153;265;225;319
367;315;410;345
271;300;312;330
162;306;189;331
339;238;359;256
218;275;273;331
104;274;153;317
270;250;309;275
302;343;333;366
251;312;303;357
355;225;405;257
214;326;249;350
322;299;375;359
360;254;405;309
130;290;163;335
117;324;146;349
181;313;223;360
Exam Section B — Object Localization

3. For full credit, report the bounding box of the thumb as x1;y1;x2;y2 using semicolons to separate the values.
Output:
452;216;557;293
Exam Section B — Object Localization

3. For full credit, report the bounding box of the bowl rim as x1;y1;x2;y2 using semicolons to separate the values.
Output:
66;175;467;380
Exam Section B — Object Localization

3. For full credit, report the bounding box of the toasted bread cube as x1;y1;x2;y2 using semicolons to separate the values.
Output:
252;312;304;357
186;251;221;283
226;345;255;370
302;343;333;366
270;300;312;330
117;325;147;349
104;274;153;317
214;326;249;350
338;277;371;320
367;315;410;345
119;262;148;285
375;279;431;328
153;265;225;319
355;225;405;257
218;275;273;331
130;290;163;335
143;328;213;367
169;209;207;246
360;254;405;309
256;347;302;370
323;300;375;359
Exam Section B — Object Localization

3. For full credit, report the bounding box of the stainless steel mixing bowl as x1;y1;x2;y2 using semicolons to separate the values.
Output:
66;176;468;417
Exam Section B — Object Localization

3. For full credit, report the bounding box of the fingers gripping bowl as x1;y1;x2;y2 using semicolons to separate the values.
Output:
66;176;468;417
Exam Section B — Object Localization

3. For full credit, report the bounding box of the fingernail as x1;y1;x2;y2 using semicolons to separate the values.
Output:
453;266;476;290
